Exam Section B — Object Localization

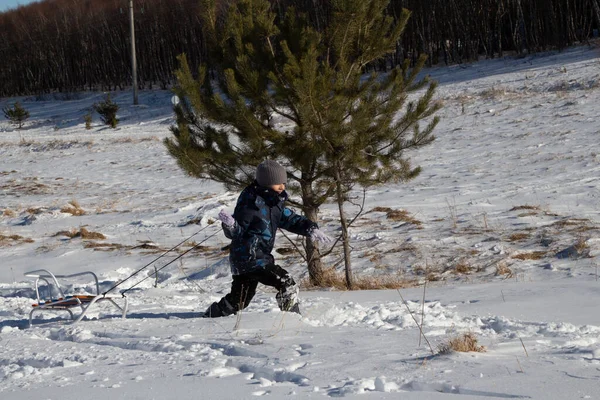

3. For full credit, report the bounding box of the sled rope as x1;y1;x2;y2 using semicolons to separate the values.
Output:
102;223;218;297
119;229;221;296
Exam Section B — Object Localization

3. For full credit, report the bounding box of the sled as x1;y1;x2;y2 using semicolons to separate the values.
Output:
25;269;128;327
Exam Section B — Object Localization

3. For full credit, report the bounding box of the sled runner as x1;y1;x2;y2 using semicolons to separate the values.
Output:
25;269;128;327
23;224;219;327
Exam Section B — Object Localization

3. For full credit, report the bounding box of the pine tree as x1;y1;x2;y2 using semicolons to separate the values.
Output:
84;110;93;130
166;0;440;287
3;101;30;129
94;94;119;129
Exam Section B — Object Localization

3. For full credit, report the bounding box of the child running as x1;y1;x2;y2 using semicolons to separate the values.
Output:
203;160;332;317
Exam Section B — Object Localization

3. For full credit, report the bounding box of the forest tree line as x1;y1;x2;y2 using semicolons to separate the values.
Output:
1;0;599;97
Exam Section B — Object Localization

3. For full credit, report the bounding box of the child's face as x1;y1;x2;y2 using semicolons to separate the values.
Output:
269;183;286;194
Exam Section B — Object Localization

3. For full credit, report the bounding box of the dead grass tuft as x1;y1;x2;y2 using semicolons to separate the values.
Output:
438;332;486;354
83;242;124;251
426;272;443;282
132;240;160;250
454;261;472;274
2;208;17;217
551;218;591;230
26;207;46;215
573;237;589;254
495;261;514;277
387;243;418;253
80;238;223;254
510;205;540;212
180;217;202;226
511;251;546;260
478;86;509;100
508;233;530;242
61;200;86;216
301;268;417;290
112;136;159;144
0;233;35;246
1;179;52;195
369;253;383;264
183;242;213;253
518;211;538;217
55;227;106;240
370;207;422;226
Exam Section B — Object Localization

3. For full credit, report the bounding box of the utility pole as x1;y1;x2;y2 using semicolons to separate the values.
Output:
129;0;139;105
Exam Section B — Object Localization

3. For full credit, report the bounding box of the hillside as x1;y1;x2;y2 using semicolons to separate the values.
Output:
1;44;600;399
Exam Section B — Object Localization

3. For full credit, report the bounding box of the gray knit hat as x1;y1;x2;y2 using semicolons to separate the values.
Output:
256;160;287;187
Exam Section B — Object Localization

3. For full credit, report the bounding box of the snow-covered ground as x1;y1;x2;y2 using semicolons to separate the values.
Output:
1;44;600;399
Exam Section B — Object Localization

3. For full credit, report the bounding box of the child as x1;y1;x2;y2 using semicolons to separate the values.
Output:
203;160;332;317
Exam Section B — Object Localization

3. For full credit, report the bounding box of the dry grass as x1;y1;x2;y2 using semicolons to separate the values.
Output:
26;207;46;215
510;205;540;212
2;208;17;217
0;233;35;246
511;251;547;260
78;238;222;254
183;243;214;254
454;261;472;274
388;243;418;253
573;237;589;254
83;242;125;251
180;217;202;226
132;240;160;250
495;261;514;278
17;139;94;150
128;241;172;253
571;225;596;233
478;86;509;100
370;206;422;226
517;211;539;217
369;253;383;264
55;227;106;240
111;136;159;144
508;233;530;242
412;262;444;282
61;200;86;216
448;93;473;103
301;268;417;290
438;332;486;354
509;204;555;217
551;218;591;230
84;241;172;253
1;179;52;195
359;244;417;259
426;272;443;282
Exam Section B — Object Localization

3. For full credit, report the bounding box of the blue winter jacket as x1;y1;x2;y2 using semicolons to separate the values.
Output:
222;181;317;275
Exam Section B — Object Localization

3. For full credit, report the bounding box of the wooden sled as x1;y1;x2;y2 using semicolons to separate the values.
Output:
25;269;128;327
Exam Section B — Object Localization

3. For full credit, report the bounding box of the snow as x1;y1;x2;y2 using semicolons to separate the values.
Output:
2;44;600;399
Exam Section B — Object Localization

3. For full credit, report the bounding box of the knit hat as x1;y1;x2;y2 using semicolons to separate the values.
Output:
256;160;287;187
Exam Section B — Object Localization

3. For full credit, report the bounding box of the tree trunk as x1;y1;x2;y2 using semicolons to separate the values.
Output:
303;205;325;286
333;162;354;290
300;181;325;286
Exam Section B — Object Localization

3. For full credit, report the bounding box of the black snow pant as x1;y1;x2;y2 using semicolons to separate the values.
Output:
203;264;300;318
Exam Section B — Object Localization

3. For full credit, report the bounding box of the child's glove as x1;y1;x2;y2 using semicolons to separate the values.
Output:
218;209;235;228
310;228;333;244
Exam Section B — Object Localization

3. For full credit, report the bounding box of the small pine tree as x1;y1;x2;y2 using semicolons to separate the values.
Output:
93;94;119;128
84;110;93;130
3;101;30;129
167;0;440;287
